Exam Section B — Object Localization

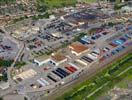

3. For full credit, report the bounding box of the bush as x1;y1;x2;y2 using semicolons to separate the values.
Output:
0;59;13;67
15;61;26;69
0;97;3;100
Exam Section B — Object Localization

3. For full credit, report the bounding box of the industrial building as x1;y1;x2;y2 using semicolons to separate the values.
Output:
69;42;89;56
33;55;51;66
49;53;67;66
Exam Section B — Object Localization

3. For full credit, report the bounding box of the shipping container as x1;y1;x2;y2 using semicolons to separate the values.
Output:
87;54;97;60
69;63;79;70
56;69;67;77
79;39;87;44
57;68;70;76
83;56;94;62
70;66;77;72
52;71;64;79
91;52;98;57
47;75;57;82
119;37;126;42
40;78;50;85
65;66;75;73
109;42;117;47
124;34;131;39
37;79;46;87
81;56;93;63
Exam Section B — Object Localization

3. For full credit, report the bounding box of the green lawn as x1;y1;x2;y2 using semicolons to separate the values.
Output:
56;53;132;100
14;61;26;69
45;0;76;8
0;0;16;5
37;0;76;12
116;73;132;88
36;0;97;12
80;0;97;3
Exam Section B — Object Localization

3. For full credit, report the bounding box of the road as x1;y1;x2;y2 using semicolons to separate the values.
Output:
7;43;25;85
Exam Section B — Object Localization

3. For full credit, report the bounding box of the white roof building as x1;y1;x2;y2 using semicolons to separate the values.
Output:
33;55;51;66
121;6;132;12
0;82;9;90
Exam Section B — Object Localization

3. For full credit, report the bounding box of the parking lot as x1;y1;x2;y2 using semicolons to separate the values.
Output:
0;34;19;59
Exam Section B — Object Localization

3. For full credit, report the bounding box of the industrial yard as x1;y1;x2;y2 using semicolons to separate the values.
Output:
0;0;132;100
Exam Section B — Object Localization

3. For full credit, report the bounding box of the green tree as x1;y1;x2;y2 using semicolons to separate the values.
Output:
0;97;3;100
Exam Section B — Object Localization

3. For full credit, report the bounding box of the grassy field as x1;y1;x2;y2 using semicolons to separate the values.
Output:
45;0;76;8
98;64;132;99
56;53;132;100
116;72;132;88
0;0;16;5
80;0;97;3
37;0;76;11
36;0;98;12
